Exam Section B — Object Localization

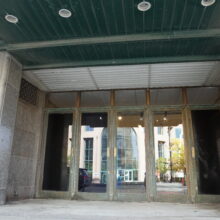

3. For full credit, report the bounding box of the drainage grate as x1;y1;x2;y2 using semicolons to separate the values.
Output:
19;78;38;105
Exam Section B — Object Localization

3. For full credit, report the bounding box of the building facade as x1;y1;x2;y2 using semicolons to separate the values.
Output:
0;0;220;205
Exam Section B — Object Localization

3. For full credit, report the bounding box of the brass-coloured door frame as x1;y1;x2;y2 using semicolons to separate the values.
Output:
38;88;220;203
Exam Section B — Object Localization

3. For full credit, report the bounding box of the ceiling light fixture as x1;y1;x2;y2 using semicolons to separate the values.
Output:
140;112;144;121
59;9;72;18
163;112;167;121
201;0;215;7
5;14;18;24
137;1;152;12
118;116;122;120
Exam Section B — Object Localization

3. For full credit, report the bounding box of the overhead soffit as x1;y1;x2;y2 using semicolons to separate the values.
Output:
25;61;220;91
0;0;219;69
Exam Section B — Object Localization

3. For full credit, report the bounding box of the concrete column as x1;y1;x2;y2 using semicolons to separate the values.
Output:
108;109;116;200
182;107;198;203
0;52;22;204
144;108;156;201
71;92;81;199
108;91;116;200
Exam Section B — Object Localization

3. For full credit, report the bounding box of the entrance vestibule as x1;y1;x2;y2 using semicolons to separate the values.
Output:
40;87;220;203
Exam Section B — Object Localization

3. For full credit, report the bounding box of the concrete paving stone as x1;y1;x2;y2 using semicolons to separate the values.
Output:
0;199;219;220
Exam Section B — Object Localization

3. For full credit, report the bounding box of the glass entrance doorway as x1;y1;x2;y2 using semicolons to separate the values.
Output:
117;169;136;182
116;112;146;195
78;112;108;194
153;112;187;199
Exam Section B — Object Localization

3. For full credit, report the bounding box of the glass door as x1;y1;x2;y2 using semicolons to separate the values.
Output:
153;111;187;201
78;112;108;197
115;112;146;199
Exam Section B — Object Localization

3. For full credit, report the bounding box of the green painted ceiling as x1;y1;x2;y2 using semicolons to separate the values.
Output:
0;0;219;69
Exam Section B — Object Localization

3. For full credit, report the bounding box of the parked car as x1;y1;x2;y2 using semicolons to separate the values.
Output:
78;168;90;191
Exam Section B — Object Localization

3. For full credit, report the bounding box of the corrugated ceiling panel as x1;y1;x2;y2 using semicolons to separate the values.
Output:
150;62;215;87
31;67;96;91
90;64;150;89
28;61;220;91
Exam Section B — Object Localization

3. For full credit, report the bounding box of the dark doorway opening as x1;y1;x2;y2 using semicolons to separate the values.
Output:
43;113;72;191
192;110;220;195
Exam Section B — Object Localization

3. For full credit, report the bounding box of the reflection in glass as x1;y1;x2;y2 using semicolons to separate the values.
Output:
154;112;187;195
81;91;110;107
79;113;108;193
116;112;145;193
115;90;146;106
47;92;77;108
151;88;182;105
188;87;220;105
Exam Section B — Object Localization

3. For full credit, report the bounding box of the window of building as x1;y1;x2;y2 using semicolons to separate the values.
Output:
175;128;181;139
158;127;163;135
158;141;165;158
85;126;94;131
101;128;108;184
84;138;93;177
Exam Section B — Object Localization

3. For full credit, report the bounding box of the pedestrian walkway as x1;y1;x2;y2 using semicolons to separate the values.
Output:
0;199;220;220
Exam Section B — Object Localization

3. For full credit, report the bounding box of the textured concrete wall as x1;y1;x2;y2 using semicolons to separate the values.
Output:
0;52;22;204
7;89;45;201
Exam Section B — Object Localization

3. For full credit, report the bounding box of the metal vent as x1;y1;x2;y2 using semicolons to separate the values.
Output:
19;78;38;105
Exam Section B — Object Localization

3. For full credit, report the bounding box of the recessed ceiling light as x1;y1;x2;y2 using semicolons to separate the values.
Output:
137;1;151;12
118;116;122;120
163;116;167;121
5;14;18;24
59;9;72;18
201;0;215;7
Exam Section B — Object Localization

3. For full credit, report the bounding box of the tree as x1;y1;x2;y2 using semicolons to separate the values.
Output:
170;138;185;174
156;157;169;180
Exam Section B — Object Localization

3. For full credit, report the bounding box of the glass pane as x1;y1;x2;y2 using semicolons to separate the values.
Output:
116;112;145;193
154;112;187;196
188;87;220;105
46;92;77;108
43;113;73;191
81;91;110;107
192;110;220;195
79;113;108;193
151;88;182;105
115;90;146;106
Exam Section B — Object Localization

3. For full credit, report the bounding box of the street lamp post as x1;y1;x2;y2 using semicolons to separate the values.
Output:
168;126;173;183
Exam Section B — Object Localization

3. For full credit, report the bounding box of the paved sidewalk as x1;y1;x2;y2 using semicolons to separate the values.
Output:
0;199;219;220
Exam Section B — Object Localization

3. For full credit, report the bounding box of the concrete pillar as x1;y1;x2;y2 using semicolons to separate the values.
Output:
0;52;22;204
182;107;198;203
144;108;156;201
